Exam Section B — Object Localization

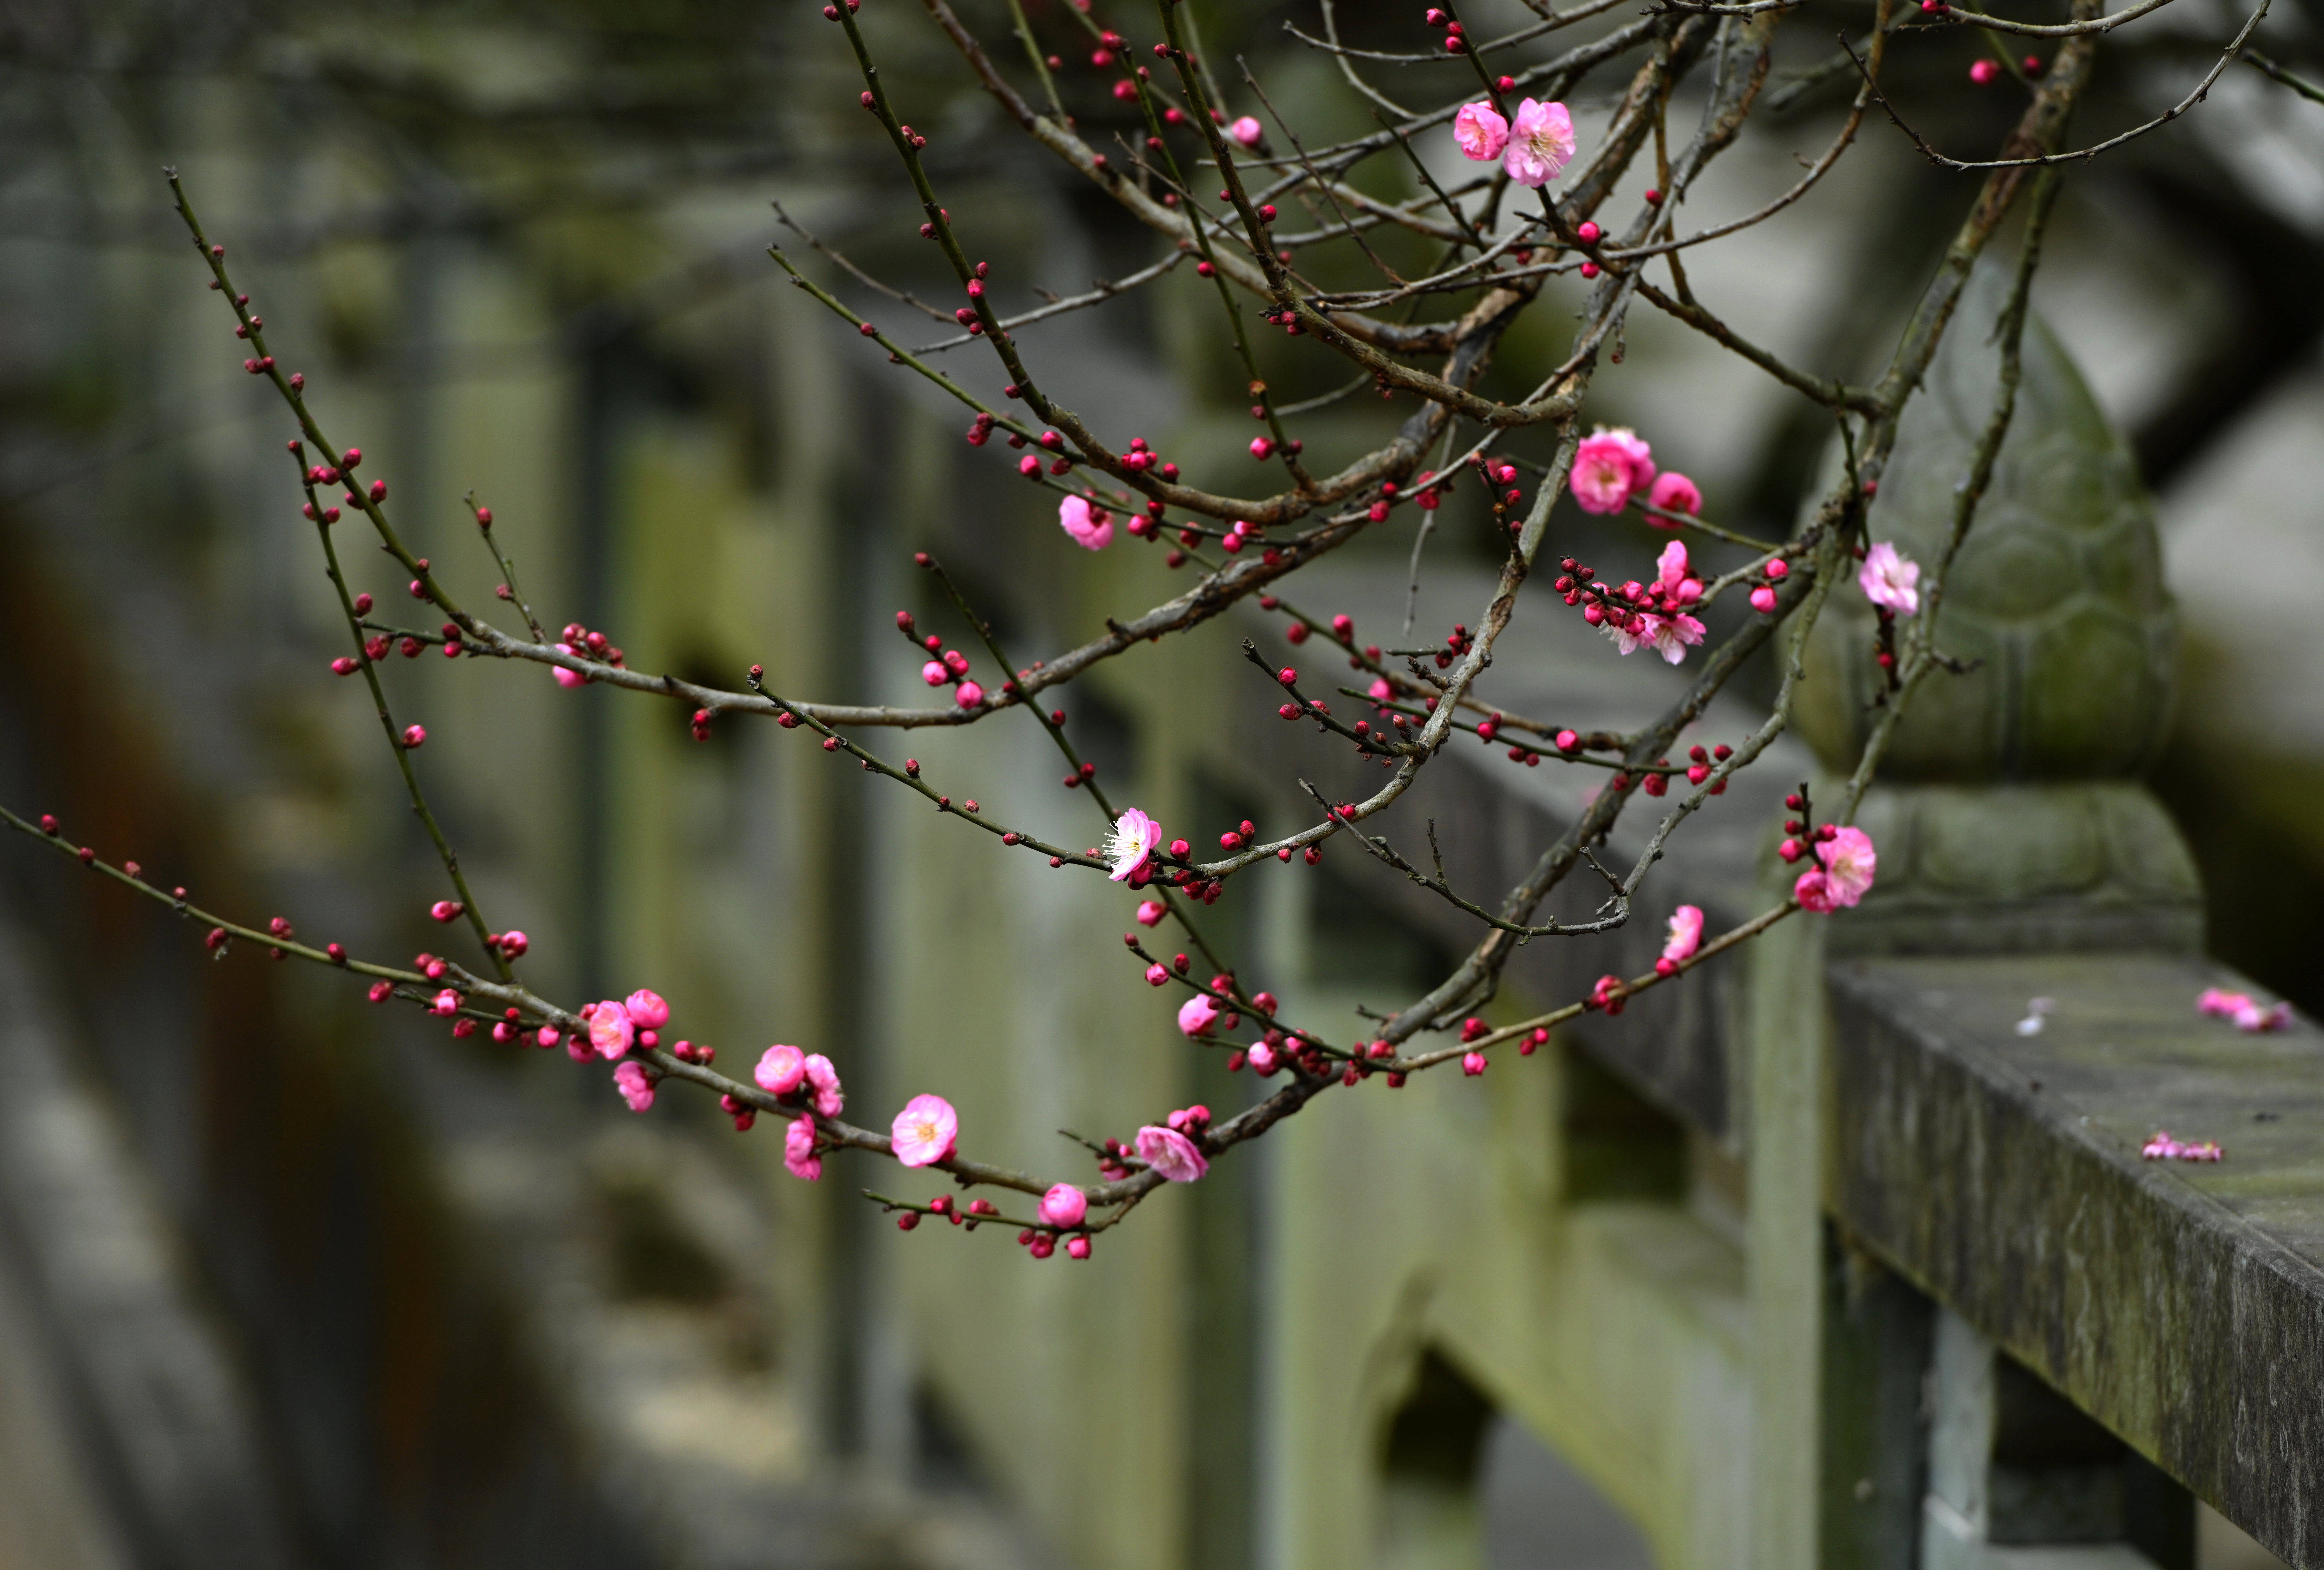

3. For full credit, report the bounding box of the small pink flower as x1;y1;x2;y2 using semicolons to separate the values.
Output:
1646;472;1702;523
1453;101;1509;161
1501;98;1576;188
804;1053;844;1118
1750;585;1778;614
2196;987;2252;1019
624;989;670;1030
1039;1183;1089;1228
1819;827;1877;906
1655;541;1701;606
756;1044;807;1096
1228;115;1264;147
922;660;947;687
2142;1131;2184;1161
1247;1041;1279;1075
1859;541;1921;615
1794;869;1836;912
1058;495;1114;551
2235;1000;2293;1033
1107;808;1163;883
552;644;587;688
1570;427;1654;514
613;1061;655;1113
1178;993;1220;1037
2183;1140;2224;1161
1663;904;1704;963
784;1114;822;1182
1642;613;1707;665
1368;677;1392;702
955;680;985;708
891;1094;959;1167
1136;899;1167;927
588;1000;635;1059
431;989;461;1017
1135;1124;1210;1182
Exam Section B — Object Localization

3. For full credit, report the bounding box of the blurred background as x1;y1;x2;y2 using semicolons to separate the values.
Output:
0;0;2317;1566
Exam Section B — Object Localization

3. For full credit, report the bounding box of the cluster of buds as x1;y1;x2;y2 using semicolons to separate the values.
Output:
1423;7;1472;54
897;619;984;709
1747;557;1791;615
1470;456;1524;532
1776;801;1840;864
1557;555;1696;632
1429;622;1475;670
1219;517;1269;557
1458;1015;1493;1076
1586;973;1630;1016
559;622;625;669
1120;435;1172;477
1682;743;1735;794
963;411;996;446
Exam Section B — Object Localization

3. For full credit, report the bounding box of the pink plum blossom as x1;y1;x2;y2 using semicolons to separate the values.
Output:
1039;1183;1089;1229
1058;495;1114;551
1570;427;1655;514
1228;115;1264;147
1135;1124;1210;1183
954;680;985;708
2237;1000;2293;1033
1107;808;1163;883
784;1114;822;1182
2194;987;2286;1029
1646;472;1702;523
756;1044;807;1096
1656;541;1703;606
613;1061;655;1113
1639;614;1708;664
891;1094;960;1167
552;644;588;688
1501;98;1576;187
1178;993;1221;1037
921;660;947;687
2143;1130;2224;1162
1859;541;1921;615
1369;677;1393;701
1453;101;1509;161
1794;868;1837;912
1136;900;1167;927
1247;1041;1280;1075
1797;827;1877;912
1821;827;1877;905
589;1000;635;1059
624;989;670;1030
804;1053;844;1118
1663;905;1704;964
